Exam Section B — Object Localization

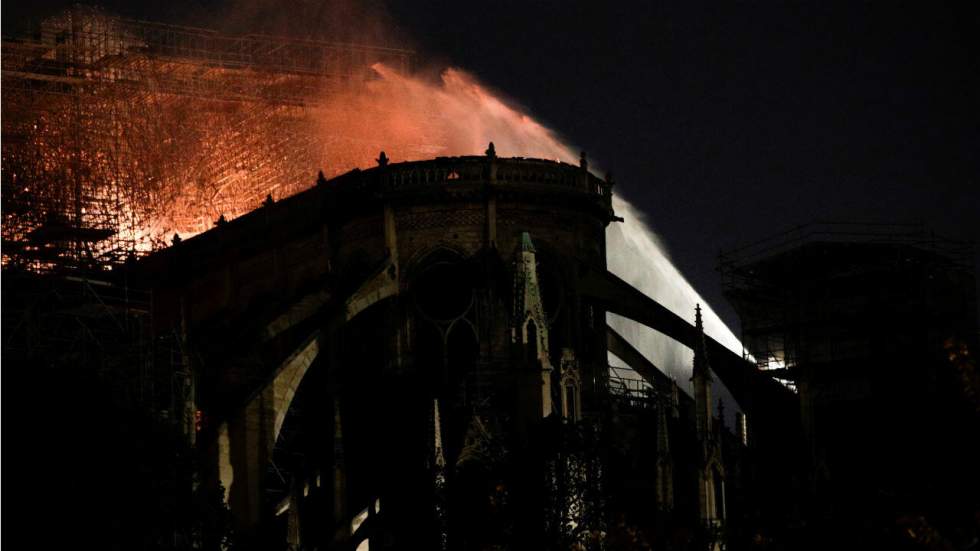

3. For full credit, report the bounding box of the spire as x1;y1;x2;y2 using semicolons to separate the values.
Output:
692;305;724;525
512;232;553;418
514;232;545;350
432;398;445;470
520;231;536;253
485;141;496;158
692;304;713;382
692;304;713;443
376;151;389;167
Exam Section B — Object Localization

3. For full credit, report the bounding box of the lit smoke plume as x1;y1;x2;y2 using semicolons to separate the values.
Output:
4;37;744;404
350;65;744;400
312;63;574;167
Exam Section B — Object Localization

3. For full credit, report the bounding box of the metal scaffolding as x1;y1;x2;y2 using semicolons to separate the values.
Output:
718;222;976;391
2;6;415;272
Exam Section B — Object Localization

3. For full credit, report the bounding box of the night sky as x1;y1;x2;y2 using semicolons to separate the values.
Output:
384;1;980;330
5;1;979;331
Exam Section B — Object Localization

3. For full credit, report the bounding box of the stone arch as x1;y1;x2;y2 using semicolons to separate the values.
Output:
219;330;322;535
701;455;726;523
404;243;468;282
224;331;322;469
448;317;480;349
266;262;405;452
221;255;405;534
267;333;321;443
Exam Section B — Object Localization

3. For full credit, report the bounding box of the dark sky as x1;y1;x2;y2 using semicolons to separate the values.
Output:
382;1;980;331
5;1;979;331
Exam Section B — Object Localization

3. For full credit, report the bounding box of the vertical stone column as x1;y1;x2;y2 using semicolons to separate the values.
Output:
485;142;498;249
227;386;275;541
331;396;349;546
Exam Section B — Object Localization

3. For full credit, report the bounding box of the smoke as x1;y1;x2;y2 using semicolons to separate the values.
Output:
606;197;745;363
164;0;750;395
340;65;744;406
606;197;744;410
310;64;573;167
5;0;744;407
202;0;410;48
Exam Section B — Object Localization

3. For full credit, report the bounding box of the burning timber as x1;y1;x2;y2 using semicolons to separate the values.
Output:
1;6;414;271
6;8;976;551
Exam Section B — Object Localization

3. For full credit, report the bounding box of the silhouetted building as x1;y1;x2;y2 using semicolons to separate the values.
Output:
721;223;979;547
5;153;779;551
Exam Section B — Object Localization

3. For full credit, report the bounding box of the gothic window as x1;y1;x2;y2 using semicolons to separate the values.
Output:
410;248;479;392
526;319;538;362
413;258;474;321
712;468;726;520
564;383;579;421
